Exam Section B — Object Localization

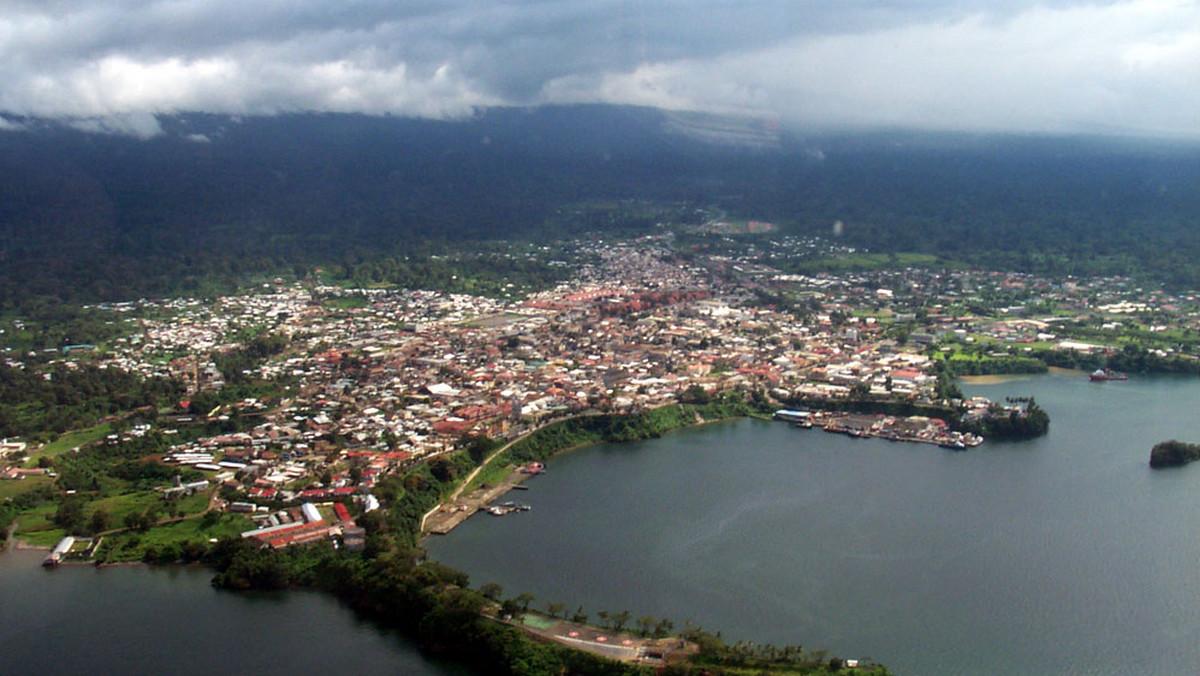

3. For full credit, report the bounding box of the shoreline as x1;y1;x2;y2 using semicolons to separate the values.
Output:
958;374;1035;385
423;408;756;539
958;366;1088;385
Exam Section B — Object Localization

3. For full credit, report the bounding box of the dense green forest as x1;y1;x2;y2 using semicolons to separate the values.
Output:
0;363;181;440
2;107;1200;319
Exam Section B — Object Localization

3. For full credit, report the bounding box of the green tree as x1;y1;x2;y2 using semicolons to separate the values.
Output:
89;507;110;535
680;384;711;404
514;592;535;613
612;610;630;632
53;497;86;533
637;615;656;636
500;598;522;619
479;583;504;601
429;458;457;483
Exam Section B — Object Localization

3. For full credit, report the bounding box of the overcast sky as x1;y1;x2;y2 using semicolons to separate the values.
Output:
1;0;1197;138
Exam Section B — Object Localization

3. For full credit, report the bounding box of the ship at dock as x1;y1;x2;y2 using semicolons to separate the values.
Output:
486;501;532;516
779;409;983;448
773;409;812;424
1090;368;1128;381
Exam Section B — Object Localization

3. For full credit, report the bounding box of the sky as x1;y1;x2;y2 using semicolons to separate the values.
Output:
0;0;1198;138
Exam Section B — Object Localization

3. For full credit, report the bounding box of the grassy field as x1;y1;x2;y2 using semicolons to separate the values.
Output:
800;252;940;272
10;487;214;549
324;296;370;310
466;461;517;493
87;489;212;528
25;423;114;466
0;474;53;500
13;504;64;546
99;512;255;562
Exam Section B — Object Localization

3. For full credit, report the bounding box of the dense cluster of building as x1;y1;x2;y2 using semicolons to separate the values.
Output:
7;235;1200;549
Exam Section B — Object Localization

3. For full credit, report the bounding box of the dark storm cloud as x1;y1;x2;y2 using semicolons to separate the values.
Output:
1;0;1196;137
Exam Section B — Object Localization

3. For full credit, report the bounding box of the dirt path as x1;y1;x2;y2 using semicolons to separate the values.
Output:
448;431;534;502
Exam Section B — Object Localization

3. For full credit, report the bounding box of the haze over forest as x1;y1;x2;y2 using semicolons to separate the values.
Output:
2;106;1200;315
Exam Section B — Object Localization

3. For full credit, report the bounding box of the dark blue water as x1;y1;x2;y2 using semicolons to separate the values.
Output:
0;547;463;676
427;372;1200;675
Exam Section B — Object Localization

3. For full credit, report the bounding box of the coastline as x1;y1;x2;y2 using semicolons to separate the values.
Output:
424;391;1053;539
1;523;15;555
959;366;1086;385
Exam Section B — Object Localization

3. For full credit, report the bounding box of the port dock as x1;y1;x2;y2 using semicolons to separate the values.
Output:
777;410;983;448
423;464;541;535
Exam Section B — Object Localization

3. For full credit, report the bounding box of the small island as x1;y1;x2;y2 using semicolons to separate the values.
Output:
1149;440;1200;469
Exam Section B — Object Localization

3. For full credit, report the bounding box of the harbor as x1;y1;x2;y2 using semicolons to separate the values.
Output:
774;409;983;448
422;462;544;535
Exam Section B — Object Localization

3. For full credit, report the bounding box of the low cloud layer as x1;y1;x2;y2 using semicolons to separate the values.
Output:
2;0;1197;137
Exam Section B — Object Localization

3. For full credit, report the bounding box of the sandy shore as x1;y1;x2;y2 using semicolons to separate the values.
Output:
958;374;1034;385
960;367;1085;385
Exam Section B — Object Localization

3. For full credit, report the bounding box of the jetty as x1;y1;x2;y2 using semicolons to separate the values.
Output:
423;463;541;534
42;536;76;567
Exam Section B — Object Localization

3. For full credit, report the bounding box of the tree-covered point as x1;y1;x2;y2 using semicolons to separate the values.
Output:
1149;440;1200;469
961;398;1050;439
501;394;771;466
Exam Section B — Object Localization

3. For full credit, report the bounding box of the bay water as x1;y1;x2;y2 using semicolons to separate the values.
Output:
0;547;462;675
6;371;1200;675
427;372;1200;675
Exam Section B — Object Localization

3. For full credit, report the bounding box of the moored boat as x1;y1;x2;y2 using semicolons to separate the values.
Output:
774;409;811;423
1090;368;1128;381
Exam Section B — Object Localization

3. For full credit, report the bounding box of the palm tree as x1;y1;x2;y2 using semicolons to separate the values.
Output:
612;610;631;632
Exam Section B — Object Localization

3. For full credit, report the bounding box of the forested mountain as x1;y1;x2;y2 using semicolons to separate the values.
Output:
1;105;1199;311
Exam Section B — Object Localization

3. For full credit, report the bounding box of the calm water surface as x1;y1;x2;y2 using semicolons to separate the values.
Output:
427;372;1200;675
0;547;463;676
